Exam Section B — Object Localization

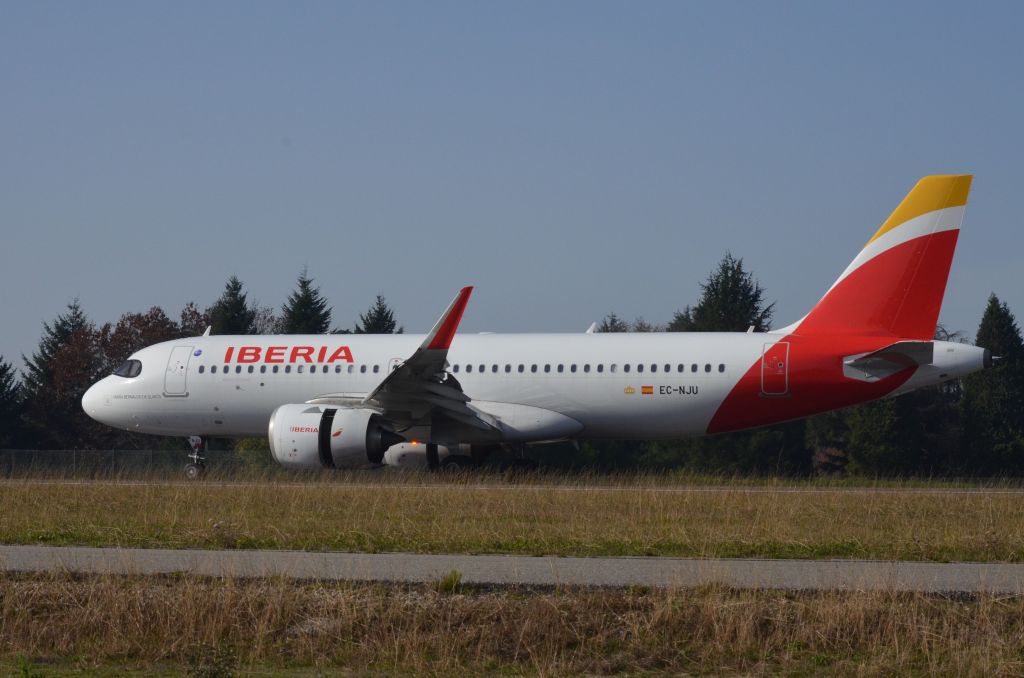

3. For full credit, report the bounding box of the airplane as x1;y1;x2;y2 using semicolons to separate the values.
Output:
82;175;990;478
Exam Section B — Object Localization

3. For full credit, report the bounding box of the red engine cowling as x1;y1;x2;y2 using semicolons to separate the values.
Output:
268;404;404;469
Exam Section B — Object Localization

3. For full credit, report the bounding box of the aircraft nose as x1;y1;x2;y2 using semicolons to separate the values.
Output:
81;381;107;422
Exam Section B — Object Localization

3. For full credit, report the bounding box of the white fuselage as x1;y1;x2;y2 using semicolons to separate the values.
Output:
81;331;984;443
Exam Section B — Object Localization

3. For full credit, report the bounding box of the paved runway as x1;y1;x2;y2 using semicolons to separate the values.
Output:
3;545;1024;594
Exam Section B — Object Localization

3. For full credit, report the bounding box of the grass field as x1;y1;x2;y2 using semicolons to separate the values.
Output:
3;471;1024;561
4;572;1024;676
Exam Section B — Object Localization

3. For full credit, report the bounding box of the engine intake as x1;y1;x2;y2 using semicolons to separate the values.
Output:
268;404;404;469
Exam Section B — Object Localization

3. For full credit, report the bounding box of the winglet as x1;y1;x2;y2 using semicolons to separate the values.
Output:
424;286;473;350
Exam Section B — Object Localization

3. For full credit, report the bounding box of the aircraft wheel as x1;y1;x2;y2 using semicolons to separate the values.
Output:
511;458;539;471
184;463;206;481
441;455;474;472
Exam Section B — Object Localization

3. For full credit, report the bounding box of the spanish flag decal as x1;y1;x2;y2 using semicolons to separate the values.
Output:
641;386;654;395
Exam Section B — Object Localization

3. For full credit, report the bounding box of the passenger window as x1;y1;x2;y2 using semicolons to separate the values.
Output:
235;366;242;374
335;365;341;373
465;364;472;373
678;364;685;372
198;365;205;374
664;364;671;373
571;364;577;373
492;365;498;373
453;365;460;373
348;365;354;374
260;366;267;374
531;364;538;373
310;365;316;374
505;364;512;373
272;365;279;373
610;364;617;373
691;364;698;373
718;364;725;373
478;364;485;373
285;366;292;374
298;365;304;374
637;364;644;373
544;364;551;373
705;363;712;372
373;365;380;373
518;364;525;373
624;364;631;373
651;364;657;373
597;364;604;373
360;365;367;373
211;365;218;374
557;364;564;373
247;365;254;374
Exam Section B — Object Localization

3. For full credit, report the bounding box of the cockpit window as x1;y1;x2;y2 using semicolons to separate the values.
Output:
113;360;142;378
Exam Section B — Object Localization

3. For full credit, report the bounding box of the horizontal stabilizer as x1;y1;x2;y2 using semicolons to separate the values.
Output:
843;341;933;382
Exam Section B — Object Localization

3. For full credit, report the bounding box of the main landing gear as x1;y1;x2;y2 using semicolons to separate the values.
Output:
185;436;207;480
509;443;539;471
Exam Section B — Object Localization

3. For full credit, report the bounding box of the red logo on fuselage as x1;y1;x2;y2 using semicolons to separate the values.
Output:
223;346;354;364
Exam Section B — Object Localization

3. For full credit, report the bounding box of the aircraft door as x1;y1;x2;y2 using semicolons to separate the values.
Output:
164;346;193;396
761;342;789;396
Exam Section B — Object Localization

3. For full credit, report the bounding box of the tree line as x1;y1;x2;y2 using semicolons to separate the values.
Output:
1;260;1022;476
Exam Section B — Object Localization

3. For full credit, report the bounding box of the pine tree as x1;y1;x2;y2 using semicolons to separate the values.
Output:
0;356;23;448
597;313;629;333
667;253;774;332
21;301;108;448
354;295;402;334
632;317;660;332
22;300;93;396
208;276;256;335
280;270;332;334
960;294;1024;474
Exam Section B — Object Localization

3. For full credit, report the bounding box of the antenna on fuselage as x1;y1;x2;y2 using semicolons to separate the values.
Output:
203;326;212;337
585;322;597;334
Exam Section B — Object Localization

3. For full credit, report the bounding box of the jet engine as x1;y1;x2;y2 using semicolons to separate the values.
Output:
268;404;404;469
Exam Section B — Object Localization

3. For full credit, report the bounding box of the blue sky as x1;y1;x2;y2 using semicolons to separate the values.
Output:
1;1;1021;362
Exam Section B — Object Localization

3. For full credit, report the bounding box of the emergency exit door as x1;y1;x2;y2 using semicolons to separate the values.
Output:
164;346;193;396
761;342;789;396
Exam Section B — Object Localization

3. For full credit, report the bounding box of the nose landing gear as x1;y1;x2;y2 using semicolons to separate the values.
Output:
185;436;206;480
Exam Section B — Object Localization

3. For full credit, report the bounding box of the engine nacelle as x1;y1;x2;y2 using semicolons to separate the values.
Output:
268;404;404;469
382;442;454;469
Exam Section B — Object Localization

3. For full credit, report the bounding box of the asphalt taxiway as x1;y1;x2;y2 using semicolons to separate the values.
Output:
3;545;1023;594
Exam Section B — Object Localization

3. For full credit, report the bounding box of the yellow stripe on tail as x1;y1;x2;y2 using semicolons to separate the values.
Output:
866;175;972;245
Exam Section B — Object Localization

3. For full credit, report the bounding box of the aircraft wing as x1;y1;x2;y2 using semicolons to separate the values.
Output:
356;286;498;432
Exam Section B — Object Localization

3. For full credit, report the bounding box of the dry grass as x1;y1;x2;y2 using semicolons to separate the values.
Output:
2;474;1024;561
3;573;1024;676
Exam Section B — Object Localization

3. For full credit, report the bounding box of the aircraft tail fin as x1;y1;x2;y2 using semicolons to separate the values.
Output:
791;175;972;340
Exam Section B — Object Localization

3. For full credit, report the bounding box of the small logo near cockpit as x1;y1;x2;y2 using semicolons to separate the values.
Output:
332;428;344;438
193;349;203;357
